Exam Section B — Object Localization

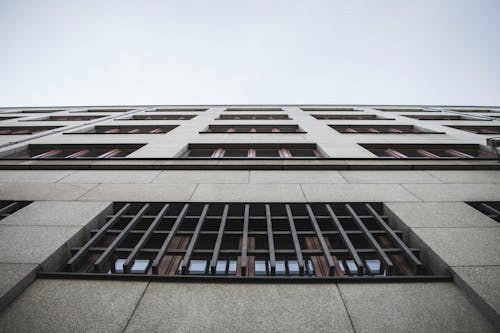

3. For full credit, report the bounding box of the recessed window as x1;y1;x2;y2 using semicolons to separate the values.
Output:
467;202;500;223
330;125;442;134
361;144;494;159
225;107;283;112
57;202;432;279
69;125;178;134
3;144;145;159
82;108;134;113
375;108;435;112
26;115;106;121
0;126;61;135
445;108;500;113
202;125;304;133
184;144;323;158
126;115;196;120
402;114;489;121
301;107;360;112
217;114;290;120
0;201;32;220
4;109;65;114
312;114;392;120
151;108;207;112
0;116;20;121
446;126;500;134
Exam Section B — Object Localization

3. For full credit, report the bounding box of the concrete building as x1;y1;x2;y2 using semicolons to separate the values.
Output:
0;104;499;332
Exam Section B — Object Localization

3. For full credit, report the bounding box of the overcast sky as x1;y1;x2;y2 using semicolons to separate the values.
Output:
0;0;499;107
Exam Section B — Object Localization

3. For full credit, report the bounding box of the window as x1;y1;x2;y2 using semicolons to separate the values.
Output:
301;107;359;112
446;126;500;134
150;108;207;112
3;144;145;159
0;116;20;121
202;125;304;133
184;144;323;158
402;114;489;121
467;202;500;223
445;108;500;113
0;201;32;220
375;108;435;112
57;202;432;279
312;114;393;120
360;144;494;159
5;109;64;114
330;125;442;134
26;115;106;121
126;115;196;120
225;107;283;112
81;108;134;113
69;125;178;134
217;114;290;120
0;126;61;135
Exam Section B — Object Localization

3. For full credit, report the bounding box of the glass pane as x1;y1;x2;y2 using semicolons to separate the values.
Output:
365;259;381;275
188;260;207;274
189;149;214;157
255;149;280;157
224;149;248;157
130;259;150;274
227;260;237;275
345;260;358;275
289;149;316;157
215;260;226;275
288;260;300;275
255;260;268;276
276;260;286;275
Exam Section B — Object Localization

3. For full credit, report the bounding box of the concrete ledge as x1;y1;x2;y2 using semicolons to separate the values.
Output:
0;263;38;313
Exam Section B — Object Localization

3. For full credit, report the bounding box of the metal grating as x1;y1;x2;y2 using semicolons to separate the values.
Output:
467;202;500;223
53;202;439;280
0;201;31;220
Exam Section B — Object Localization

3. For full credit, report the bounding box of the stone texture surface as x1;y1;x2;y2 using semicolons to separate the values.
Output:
0;263;38;312
338;282;496;333
0;182;96;201
125;283;354;333
0;279;148;333
0;225;82;268
0;170;75;183
1;201;111;227
58;170;160;183
411;227;500;267
425;170;500;184
191;183;306;202
78;183;197;201
153;170;249;183
301;183;420;202
402;183;500;201
250;170;346;183
385;202;499;228
340;170;441;183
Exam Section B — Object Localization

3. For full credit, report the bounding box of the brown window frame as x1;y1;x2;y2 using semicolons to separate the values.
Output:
329;125;443;134
68;125;178;134
25;115;106;121
2;144;145;159
360;144;494;159
312;114;393;120
184;144;323;158
201;125;305;133
217;114;291;120
125;115;196;120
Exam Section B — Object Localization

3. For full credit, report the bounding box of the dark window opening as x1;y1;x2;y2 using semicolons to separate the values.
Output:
0;201;32;220
330;125;442;134
71;125;178;134
3;144;145;159
402;114;489;121
361;144;494;159
0;117;21;121
446;126;500;135
217;114;290;120
312;114;393;120
26;115;105;121
83;108;134;112
5;109;64;114
467;202;500;223
58;202;432;279
202;125;304;133
184;144;323;158
375;108;433;112
446;109;499;113
127;115;196;120
0;126;61;135
151;108;208;112
225;108;283;112
301;107;359;112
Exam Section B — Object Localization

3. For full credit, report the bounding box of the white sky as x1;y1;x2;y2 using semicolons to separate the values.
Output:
0;0;499;107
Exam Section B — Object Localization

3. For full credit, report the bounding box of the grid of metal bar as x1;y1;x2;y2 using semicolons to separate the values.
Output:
5;144;145;159
185;144;322;158
467;202;500;223
0;201;31;220
60;202;430;279
202;125;304;133
361;144;494;159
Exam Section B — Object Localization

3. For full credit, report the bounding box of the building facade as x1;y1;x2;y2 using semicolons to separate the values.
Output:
0;104;498;332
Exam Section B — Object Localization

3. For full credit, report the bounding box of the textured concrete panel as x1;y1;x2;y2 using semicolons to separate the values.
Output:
250;170;346;183
0;170;75;183
125;283;354;333
1;201;111;227
340;170;440;183
301;183;420;202
0;225;82;269
59;170;160;183
0;182;96;201
339;282;496;333
452;266;500;329
0;279;148;333
411;227;500;267
191;183;306;202
426;170;500;184
78;183;197;201
385;202;499;228
0;263;38;312
153;170;249;183
402;183;500;201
